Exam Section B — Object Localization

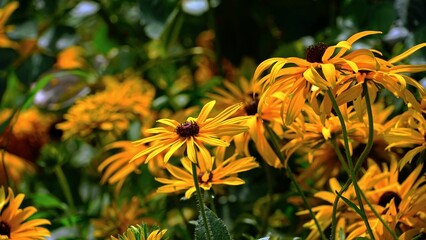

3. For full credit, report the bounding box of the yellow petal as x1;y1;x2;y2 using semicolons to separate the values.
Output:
389;42;426;64
197;100;215;123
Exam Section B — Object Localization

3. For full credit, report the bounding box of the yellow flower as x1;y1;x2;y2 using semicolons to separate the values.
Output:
132;100;249;164
55;46;87;69
207;77;283;168
0;108;55;161
92;197;157;239
0;187;51;239
0;2;19;49
0;151;35;186
57;74;155;143
338;43;426;113
384;110;426;169
253;31;381;125
111;224;167;240
346;159;426;240
297;161;388;240
98;141;166;194
282;104;366;165
298;158;426;240
155;150;259;199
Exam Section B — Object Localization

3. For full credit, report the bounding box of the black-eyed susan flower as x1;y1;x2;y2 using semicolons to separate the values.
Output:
0;187;51;239
338;43;426;113
299;158;426;240
92;197;157;239
111;224;167;240
206;77;283;168
384;110;426;169
0;2;19;49
281;104;366;166
253;31;382;126
297;160;388;240
98;141;166;194
345;159;425;240
155;150;259;199
57;74;155;143
132;100;249;164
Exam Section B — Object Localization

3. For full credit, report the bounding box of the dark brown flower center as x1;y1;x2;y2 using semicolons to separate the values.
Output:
244;93;259;116
0;221;11;238
176;121;200;137
306;42;328;63
378;191;401;210
198;172;213;184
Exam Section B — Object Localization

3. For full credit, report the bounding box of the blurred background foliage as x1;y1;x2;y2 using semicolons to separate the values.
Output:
0;0;425;239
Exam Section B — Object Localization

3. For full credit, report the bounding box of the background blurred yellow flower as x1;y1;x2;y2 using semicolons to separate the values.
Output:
111;224;167;240
92;197;157;239
57;74;155;143
0;2;19;49
55;46;87;69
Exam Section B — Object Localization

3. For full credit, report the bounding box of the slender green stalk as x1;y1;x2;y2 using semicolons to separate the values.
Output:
329;138;351;240
330;138;350;174
358;187;399;240
330;179;351;240
54;165;76;213
326;89;375;239
356;82;398;239
263;122;327;240
191;162;213;240
354;82;375;173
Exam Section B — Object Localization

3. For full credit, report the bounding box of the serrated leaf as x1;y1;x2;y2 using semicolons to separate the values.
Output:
194;205;232;240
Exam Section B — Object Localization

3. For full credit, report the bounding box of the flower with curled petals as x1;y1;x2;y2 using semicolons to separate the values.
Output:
132;100;249;164
253;31;382;126
155;150;259;199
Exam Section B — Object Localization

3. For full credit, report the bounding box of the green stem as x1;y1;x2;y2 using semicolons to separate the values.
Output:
263;122;327;240
330;138;350;174
326;89;375;240
54;165;76;213
330;179;351;240
192;162;213;240
358;187;399;240
354;82;374;173
356;82;398;239
329;138;351;240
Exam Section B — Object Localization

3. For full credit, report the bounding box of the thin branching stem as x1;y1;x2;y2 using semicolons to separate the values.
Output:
326;88;375;240
263;122;327;240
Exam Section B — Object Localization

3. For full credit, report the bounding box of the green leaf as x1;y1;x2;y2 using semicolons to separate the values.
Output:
0;109;17;136
21;70;88;110
30;193;67;210
194;205;232;240
335;190;362;216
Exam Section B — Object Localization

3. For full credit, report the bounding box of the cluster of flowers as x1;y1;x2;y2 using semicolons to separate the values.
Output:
0;0;425;237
